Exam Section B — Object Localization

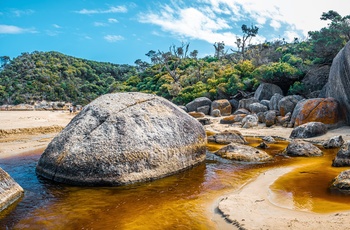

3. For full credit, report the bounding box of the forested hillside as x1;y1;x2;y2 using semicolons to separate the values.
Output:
0;10;349;106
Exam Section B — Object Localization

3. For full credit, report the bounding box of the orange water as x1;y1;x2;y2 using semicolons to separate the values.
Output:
1;138;350;229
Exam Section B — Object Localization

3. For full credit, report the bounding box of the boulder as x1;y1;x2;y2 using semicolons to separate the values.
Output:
233;108;250;115
188;111;206;118
207;130;247;145
260;100;270;110
249;103;268;114
269;93;284;111
262;136;276;143
278;95;304;116
241;114;259;128
215;143;272;162
285;140;323;157
257;112;266;123
290;97;344;127
185;97;212;112
36;92;207;186
220;114;247;124
332;141;350;167
277;112;291;127
211;109;221;117
238;98;259;111
211;99;232;116
265;111;277;127
197;105;210;115
229;99;239;113
289;122;327;139
0;167;24;212
330;170;350;194
302;65;330;97
254;83;283;101
323;41;350;124
323;135;344;149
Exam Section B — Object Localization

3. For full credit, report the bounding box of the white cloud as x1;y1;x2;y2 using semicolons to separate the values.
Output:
104;35;124;42
108;18;119;23
94;22;108;27
12;9;34;17
52;24;61;29
75;6;127;15
0;25;36;34
139;0;350;46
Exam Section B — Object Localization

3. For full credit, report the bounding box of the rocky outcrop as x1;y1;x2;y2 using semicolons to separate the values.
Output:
207;130;247;145
332;141;350;167
289;122;327;138
290;98;344;127
330;170;350;194
211;99;232;116
323;136;344;149
285;140;323;157
36;92;207;186
323;41;350;124
278;95;304;116
215;143;272;162
0;167;24;212
185;97;212;112
254;83;283;101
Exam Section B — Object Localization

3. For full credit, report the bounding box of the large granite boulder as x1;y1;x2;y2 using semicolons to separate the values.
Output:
330;170;350;194
332;141;350;167
254;83;283;101
301;65;330;98
265;110;277;127
290;97;344;127
278;95;304;116
285;140;323;157
289;122;327;138
215;143;272;162
249;103;268;114
207;130;247;145
185;97;212;112
0;167;24;212
36;92;207;186
211;99;232;116
323;41;350;124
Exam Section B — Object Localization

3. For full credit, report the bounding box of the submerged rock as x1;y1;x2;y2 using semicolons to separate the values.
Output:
332;141;350;167
0;167;24;212
215;143;272;162
36;92;207;186
330;170;350;194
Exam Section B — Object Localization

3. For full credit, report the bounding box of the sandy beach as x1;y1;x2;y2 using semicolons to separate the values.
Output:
1;111;350;229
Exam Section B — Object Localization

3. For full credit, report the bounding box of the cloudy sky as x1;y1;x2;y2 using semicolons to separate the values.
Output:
0;0;348;64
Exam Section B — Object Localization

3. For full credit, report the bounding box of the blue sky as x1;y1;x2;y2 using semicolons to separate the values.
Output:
0;0;348;65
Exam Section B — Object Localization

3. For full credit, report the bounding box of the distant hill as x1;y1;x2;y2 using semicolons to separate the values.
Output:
0;51;137;105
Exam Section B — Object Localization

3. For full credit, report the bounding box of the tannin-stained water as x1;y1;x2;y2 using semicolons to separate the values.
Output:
1;138;350;229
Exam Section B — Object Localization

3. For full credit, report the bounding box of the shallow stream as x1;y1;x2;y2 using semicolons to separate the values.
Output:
1;137;350;229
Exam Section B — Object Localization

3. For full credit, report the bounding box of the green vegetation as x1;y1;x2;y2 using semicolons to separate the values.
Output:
0;11;349;106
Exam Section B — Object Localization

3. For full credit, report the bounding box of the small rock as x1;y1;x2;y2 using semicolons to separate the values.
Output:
207;130;247;144
323;136;344;149
215;143;272;162
285;140;323;157
332;141;350;167
330;169;350;194
289;122;327;139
